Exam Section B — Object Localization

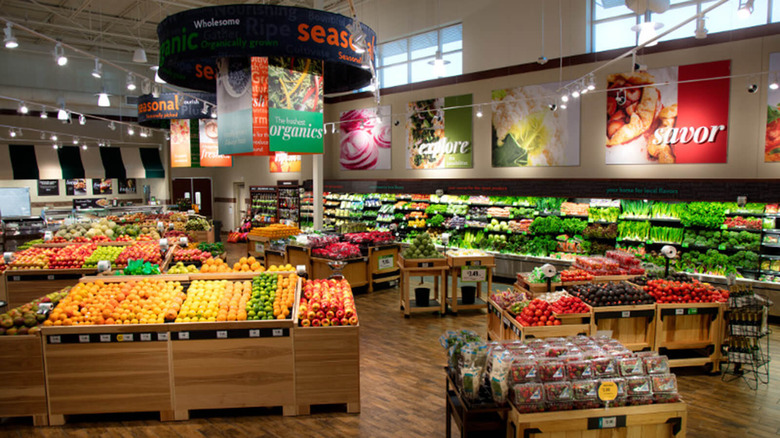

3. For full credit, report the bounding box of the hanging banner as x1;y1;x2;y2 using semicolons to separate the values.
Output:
92;178;112;195
339;106;392;170
605;60;730;164
137;92;215;126
199;120;233;167
217;57;254;155
270;153;301;173
268;56;324;153
236;56;271;156
491;82;581;167
170;119;192;167
406;95;472;169
766;53;780;163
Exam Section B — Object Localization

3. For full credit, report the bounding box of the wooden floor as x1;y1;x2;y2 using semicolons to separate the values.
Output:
1;243;779;437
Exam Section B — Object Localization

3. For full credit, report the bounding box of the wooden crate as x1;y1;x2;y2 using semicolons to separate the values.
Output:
447;253;494;267
188;228;215;243
368;245;401;292
398;255;448;269
654;302;725;370
0;334;48;426
42;324;174;425
591;304;657;351
486;299;504;341
265;249;287;268
553;303;593;326
287;245;311;275
502;313;523;341
508;402;687;438
5;269;96;308
169;320;296;419
311;257;369;288
398;263;448;317
521;323;591;340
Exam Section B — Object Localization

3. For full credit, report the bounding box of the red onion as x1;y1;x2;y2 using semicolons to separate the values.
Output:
372;124;391;148
340;130;378;169
340;109;376;133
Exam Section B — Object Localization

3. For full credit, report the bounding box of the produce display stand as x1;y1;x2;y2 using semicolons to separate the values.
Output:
265;248;287;267
486;298;504;341
398;256;448;317
506;401;687;438
367;244;401;292
553;303;594;327
445;254;495;314
0;271;7;304
654;302;725;371
516;273;637;296
311;256;369;288
502;313;590;342
591;304;657;351
187;228;215;243
445;367;508;438
287;245;311;275
0;334;48;426
247;234;269;263
293;302;360;415
5;268;96;308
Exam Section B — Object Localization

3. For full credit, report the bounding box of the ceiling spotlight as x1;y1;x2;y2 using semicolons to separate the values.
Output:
40;132;45;140
587;75;596;91
580;81;589;94
571;89;580;99
151;66;166;84
57;104;68;121
537;56;548;65
9;129;17;138
127;126;135;136
133;47;148;63
165;132;171;141
40;108;48;119
738;0;754;19
108;121;116;131
140;128;149;138
429;50;450;78
91;58;103;79
52;143;59;150
201;103;209;115
126;73;137;91
81;144;88;150
79;114;86;125
152;84;161;98
561;93;569;103
53;42;67;66
695;16;708;39
210;107;218;119
106;140;111;147
73;137;79;144
476;105;483;118
97;91;110;107
3;23;18;49
18;101;28;114
770;75;779;90
332;123;337;134
51;134;58;141
142;79;152;95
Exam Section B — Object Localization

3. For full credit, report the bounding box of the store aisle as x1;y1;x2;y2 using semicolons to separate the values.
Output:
0;243;778;437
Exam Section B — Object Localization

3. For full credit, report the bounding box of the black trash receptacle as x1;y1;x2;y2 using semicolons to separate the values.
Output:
414;287;430;307
461;285;476;304
213;220;222;242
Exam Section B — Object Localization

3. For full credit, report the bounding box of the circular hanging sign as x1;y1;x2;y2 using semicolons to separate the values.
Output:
137;92;216;127
157;5;376;94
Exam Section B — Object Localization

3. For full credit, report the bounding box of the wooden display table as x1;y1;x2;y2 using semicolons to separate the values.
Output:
0;334;48;426
398;256;448;317
486;299;504;341
516;273;638;296
591;304;657;351
368;244;401;292
445;367;508;438
507;402;687;438
654;302;725;371
501;314;590;342
5;268;96;308
446;254;494;314
247;234;269;263
265;248;287;267
311;256;369;288
188;228;215;243
287;245;311;274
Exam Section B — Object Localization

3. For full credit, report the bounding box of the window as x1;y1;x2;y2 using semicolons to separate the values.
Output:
377;23;462;89
591;0;780;53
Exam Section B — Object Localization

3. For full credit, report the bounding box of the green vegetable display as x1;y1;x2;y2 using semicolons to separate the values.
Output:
561;218;587;235
196;242;225;256
617;221;651;241
721;202;765;215
402;232;443;259
532;197;565;213
621;200;652;218
115;259;161;276
680;202;726;229
588;207;619;222
529;216;562;234
527;266;560;283
185;217;212;231
651;202;686;219
649;226;684;244
583;223;618;239
427;214;446;228
683;230;721;248
721;231;760;250
511;207;537;218
522;235;558;256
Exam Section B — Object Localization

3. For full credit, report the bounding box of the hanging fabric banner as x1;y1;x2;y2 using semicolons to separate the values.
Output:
268;56;324;154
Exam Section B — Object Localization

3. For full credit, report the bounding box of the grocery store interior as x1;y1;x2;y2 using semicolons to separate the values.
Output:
0;0;779;437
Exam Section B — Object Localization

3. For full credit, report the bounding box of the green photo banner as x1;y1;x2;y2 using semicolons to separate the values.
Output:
217;58;254;155
406;94;473;169
268;57;324;153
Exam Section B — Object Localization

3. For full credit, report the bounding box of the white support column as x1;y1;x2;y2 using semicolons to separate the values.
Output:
313;153;323;230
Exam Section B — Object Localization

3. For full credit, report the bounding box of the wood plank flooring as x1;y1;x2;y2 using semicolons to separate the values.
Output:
1;243;778;437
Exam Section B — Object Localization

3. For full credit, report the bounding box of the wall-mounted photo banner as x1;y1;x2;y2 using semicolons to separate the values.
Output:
37;180;59;196
339;106;391;170
270;153;301;173
491;83;581;167
199;120;232;167
156;4;375;94
118;179;137;194
605;60;730;164
268;56;324;154
65;178;87;196
406;95;473;169
765;53;780;163
92;178;112;195
137;92;216;126
170;119;192;168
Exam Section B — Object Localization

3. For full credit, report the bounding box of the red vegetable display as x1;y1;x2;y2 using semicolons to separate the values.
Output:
643;279;728;303
550;296;590;314
560;269;594;282
515;299;561;327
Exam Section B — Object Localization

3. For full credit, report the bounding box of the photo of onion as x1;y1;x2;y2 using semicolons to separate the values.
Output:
340;130;378;169
338;106;392;170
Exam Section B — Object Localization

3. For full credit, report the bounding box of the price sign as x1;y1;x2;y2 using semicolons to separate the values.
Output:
687;308;698;315
420;262;431;268
216;330;228;339
140;333;152;341
158;333;169;341
117;334;133;342
157;221;165;232
44;231;53;242
249;329;260;338
466;260;481;267
599;417;618;428
621;311;631;318
178;331;190;340
377;255;394;271
682;243;689;248
598;381;618;401
675;308;684;315
502;317;511;327
49;335;61;344
272;329;283;337
78;335;90;343
3;252;13;263
255;243;265;253
100;334;111;342
461;267;487;282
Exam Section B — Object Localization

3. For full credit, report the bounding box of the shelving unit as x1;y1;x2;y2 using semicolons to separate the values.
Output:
721;286;772;389
277;181;300;226
1;216;45;251
249;186;278;226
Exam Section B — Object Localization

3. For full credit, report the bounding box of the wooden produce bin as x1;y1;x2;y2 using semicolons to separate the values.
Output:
591;304;657;351
516;273;637;296
169;319;297;419
42;323;174;425
446;254;495;314
654;302;725;371
5;268;96;308
503;315;590;341
287;245;311;274
487;299;504;341
553;303;594;327
368;244;401;292
188;228;215;243
311;256;369;288
265;249;287;268
507;402;687;438
0;334;48;426
0;271;6;304
247;234;269;263
398;256;448;317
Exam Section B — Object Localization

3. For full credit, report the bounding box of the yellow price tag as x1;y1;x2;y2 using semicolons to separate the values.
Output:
598;381;618;401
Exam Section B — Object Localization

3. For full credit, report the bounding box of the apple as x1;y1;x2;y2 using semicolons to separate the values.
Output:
301;319;311;327
326;310;335;319
307;311;316;320
348;315;358;326
336;309;345;319
330;317;340;326
340;317;349;326
311;319;321;327
321;319;331;327
316;310;325;320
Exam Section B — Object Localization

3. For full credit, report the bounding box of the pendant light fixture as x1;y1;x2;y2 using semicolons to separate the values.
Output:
126;72;137;91
9;129;17;137
40;108;48;119
132;47;147;63
53;42;67;66
429;50;449;78
97;90;111;107
631;12;664;47
695;16;708;39
79;114;86;125
3;23;18;49
127;126;135;136
91;58;103;79
18;101;28;114
737;0;754;19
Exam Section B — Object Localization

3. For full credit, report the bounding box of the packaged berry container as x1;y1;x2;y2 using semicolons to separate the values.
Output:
653;393;681;404
643;355;670;375
598;377;626;397
592;357;618;377
515;402;546;413
619;356;646;376
566;360;596;380
571;380;599;401
627;395;653;406
511;382;545;405
544;401;574;411
543;381;573;402
574;400;602;410
650;374;677;393
538;359;567;382
510;359;539;383
625;376;653;396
